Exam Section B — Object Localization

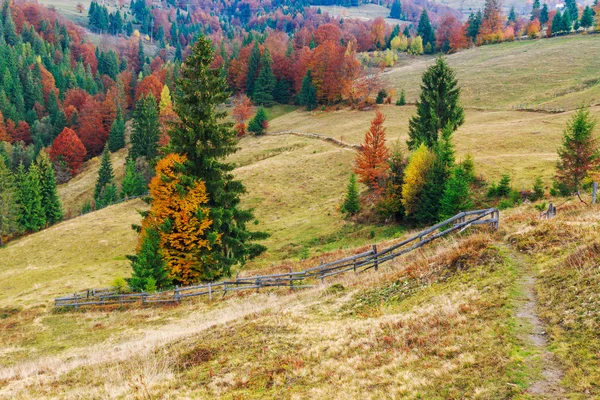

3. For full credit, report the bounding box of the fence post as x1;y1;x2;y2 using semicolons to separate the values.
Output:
373;244;378;271
222;282;227;298
208;282;212;302
593;182;598;204
74;295;79;310
353;258;357;274
289;267;293;291
174;286;180;302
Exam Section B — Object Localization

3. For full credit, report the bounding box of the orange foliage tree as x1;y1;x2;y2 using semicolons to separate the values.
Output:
77;98;107;157
142;153;219;285
480;0;505;43
355;110;390;190
49;127;87;174
232;94;254;136
135;74;163;102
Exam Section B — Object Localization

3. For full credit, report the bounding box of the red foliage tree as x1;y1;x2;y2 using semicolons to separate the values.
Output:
64;88;92;112
135;74;163;102
49;127;87;174
310;40;359;104
480;0;505;43
10;121;32;144
436;14;468;53
101;87;118;133
77;98;107;157
314;23;342;45
354;110;390;191
78;42;98;74
232;94;254;136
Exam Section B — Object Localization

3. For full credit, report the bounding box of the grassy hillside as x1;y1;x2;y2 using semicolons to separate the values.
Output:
2;202;600;397
0;199;146;308
269;104;600;188
387;35;600;111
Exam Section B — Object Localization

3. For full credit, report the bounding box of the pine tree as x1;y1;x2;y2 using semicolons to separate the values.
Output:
555;107;599;193
565;0;578;24
407;56;464;150
341;173;360;215
396;89;406;106
166;36;267;279
0;158;19;246
540;4;549;25
35;150;63;225
508;7;517;22
390;0;403;19
108;108;126;152
121;158;146;198
274;79;291;104
562;8;572;32
417;10;435;52
377;144;406;221
467;10;483;41
355;110;390;190
137;38;145;73
531;177;545;201
248;106;268;135
253;49;276;107
246;41;261;98
552;11;563;35
439;165;473;221
130;94;160;161
580;6;594;29
16;163;46;233
531;0;540;21
298;69;317;111
128;226;170;292
94;145;116;207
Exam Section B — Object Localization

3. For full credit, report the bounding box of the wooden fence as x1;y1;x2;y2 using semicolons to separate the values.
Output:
54;208;499;309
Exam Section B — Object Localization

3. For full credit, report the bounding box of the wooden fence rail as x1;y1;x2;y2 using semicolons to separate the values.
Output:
54;208;499;309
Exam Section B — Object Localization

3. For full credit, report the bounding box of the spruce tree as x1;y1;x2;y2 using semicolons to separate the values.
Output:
128;226;170;292
108;108;126;152
298;69;318;111
0;158;19;245
390;0;403;19
16;162;45;232
396;89;406;106
581;6;594;30
248;106;268;135
565;0;578;24
35;151;63;225
130;94;160;161
508;7;517;22
94;145;116;207
552;11;563;35
121;158;146;198
274;79;291;104
246;41;261;98
341;173;360;215
555;107;599;193
253;49;276;107
540;4;549;25
562;9;572;32
407;56;464;150
439;165;473;221
167;35;267;278
417;10;435;53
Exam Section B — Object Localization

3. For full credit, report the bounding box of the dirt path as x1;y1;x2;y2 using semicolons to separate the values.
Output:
509;249;566;399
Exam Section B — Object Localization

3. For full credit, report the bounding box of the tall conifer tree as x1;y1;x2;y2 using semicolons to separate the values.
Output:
35;150;63;225
0;158;19;245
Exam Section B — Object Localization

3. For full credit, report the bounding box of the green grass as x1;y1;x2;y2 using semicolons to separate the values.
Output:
387;35;600;111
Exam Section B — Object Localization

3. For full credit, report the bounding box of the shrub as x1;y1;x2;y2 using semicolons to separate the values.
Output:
531;177;545;201
376;89;387;104
111;276;128;293
396;89;406;106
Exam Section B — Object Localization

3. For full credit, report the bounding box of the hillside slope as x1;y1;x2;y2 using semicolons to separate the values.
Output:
2;202;599;398
387;35;600;111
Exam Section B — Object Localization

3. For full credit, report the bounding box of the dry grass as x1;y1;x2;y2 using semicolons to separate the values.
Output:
57;148;129;216
0;199;146;308
386;35;600;111
269;104;600;188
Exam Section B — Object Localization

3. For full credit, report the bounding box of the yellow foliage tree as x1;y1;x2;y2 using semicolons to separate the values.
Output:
401;144;435;215
143;153;220;285
158;85;177;146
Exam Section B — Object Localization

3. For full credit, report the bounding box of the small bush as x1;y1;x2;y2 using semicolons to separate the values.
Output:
111;276;128;293
81;200;93;215
531;177;545;201
396;89;406;106
498;198;514;210
376;89;387;104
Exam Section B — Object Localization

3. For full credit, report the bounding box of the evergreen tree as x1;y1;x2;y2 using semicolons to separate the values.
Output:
108;108;126;152
531;177;545;201
3;10;17;46
273;79;291;104
246;41;261;98
439;165;473;221
531;0;541;21
137;38;145;72
407;56;464;150
0;158;19;246
121;158;146;198
508;7;517;22
552;11;563;35
467;10;482;41
298;69;317;111
253;49;276;107
580;6;594;29
248;106;268;135
555;107;599;193
129;94;160;161
16;162;45;232
35;150;62;225
565;0;578;23
396;89;406;106
167;35;267;278
562;8;572;32
540;4;549;25
128;226;170;292
94;145;116;207
390;0;403;19
417;10;435;53
377;144;406;221
341;173;360;215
